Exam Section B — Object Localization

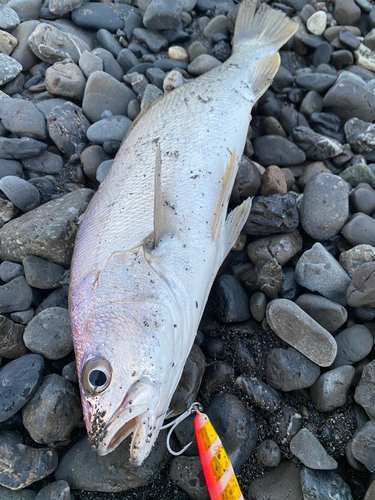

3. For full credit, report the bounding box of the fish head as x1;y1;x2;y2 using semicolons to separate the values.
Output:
70;247;186;465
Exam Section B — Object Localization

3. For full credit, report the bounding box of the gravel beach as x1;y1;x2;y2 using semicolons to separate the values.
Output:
0;0;375;498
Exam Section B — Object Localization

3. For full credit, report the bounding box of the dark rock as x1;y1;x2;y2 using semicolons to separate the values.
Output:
133;27;168;53
23;255;65;290
0;137;47;161
295;73;336;93
0;431;58;489
342;213;375;247
62;360;78;384
352;421;375;472
231;156;261;205
241;196;293;238
247;230;302;267
310;112;344;142
279;267;300;301
143;0;182;30
310;365;355;412
125;11;142;42
0;99;46;141
279;106;309;136
253;135;306;167
200;361;234;401
146;67;166;89
250;292;266;322
290;428;337;469
331;50;354;70
242;258;284;299
355;359;375;417
86;115;132;145
300;468;353;500
345;118;375;154
257;440;281;468
299;90;323;117
211;274;250;323
323;81;375;122
334;0;361;25
71;3;124;32
313;42;334;67
236;375;280;412
272;65;294;93
80;144;110;182
35;480;72;500
247;461;303;500
169;455;209;500
10;308;33;326
0;276;33;314
0;314;26;358
350;184;375;215
266;347;321;391
0;485;37;499
22;151;63;176
295;294;347;332
332;325;373;368
22;373;81;444
97;29;122;58
0;261;23;283
24;307;72;360
0;160;22;179
266;298;337;367
292;126;342;160
347;262;375;307
276;406;302;443
78;50;103;79
35;286;68;314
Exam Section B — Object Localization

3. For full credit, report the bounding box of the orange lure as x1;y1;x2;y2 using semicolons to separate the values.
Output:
194;410;244;500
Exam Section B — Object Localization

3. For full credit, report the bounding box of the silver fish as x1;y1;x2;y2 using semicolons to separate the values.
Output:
69;0;297;466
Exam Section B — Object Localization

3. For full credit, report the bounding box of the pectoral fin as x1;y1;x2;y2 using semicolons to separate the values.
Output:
222;198;252;258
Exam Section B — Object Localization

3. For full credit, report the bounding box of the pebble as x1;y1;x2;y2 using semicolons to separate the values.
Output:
7;0;42;21
0;176;40;213
28;23;90;65
257;440;281;468
203;15;228;39
310;365;355;412
0;30;17;56
141;84;163;108
250;292;267;322
82;71;136;123
295;243;351;306
117;48;139;73
306;11;327;36
0;199;18;228
163;69;184;92
187;54;221;76
350;183;375;214
168;46;188;63
299;173;349;240
242;258;284;299
0;313;27;358
133;27;168;53
260;165;287;196
22;373;81;444
10;308;33;326
0;354;44;422
45;59;86;100
300;90;323;117
300;468;353;500
87;115;132;144
142;0;182;30
49;0;83;15
35;286;68;315
0;54;22;86
0;261;23;283
231;156;261;206
71;3;124;32
296;72;336;93
292;126;343;160
211;274;250;323
62;361;78;384
342;213;375;247
236;375;281;412
0;5;19;30
188;41;207;61
55;431;170;491
22;151;63;176
92;48;123;82
295;294;348;332
323;80;375;122
244;193;298;236
332;325;373;368
0;431;58;489
0;160;22;179
96;29;122;58
24;307;73;360
10;20;40;71
355;44;375;73
0;99;46;141
146;67;166;89
34;480;73;500
352;421;375;472
290;428;337;470
96;159;113;183
247;230;302;267
345;118;375;154
266;347;321;392
23;255;65;289
266;299;337;367
78;50;103;80
35;99;68;118
354;359;375;418
80;145;110;182
0;189;93;266
253;136;306;167
0;486;37;499
247;461;303;500
0;276;33;314
200;361;234;400
347;262;375;307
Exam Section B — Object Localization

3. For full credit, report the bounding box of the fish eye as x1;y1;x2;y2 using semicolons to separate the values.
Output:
82;357;112;395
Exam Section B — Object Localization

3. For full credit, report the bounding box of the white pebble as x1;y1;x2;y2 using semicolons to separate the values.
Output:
306;11;327;36
163;70;184;93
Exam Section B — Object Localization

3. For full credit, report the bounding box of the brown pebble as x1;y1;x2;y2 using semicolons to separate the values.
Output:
260;165;287;196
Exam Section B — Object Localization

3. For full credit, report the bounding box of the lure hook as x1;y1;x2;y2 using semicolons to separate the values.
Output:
160;402;203;456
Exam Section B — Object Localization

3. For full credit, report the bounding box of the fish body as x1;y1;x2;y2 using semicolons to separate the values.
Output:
69;0;297;465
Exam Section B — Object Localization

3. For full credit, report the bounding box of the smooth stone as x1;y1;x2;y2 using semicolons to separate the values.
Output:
299;173;349;240
266;299;337;367
247;230;302;267
306;11;327;36
35;98;68;118
35;285;68;315
142;0;182;30
290;428;337;470
45;58;86;100
49;0;83;15
332;325;373;368
295;243;351;306
250;292;267;322
10;20;40;71
0;5;19;30
24;307;73;360
355;359;375;418
28;23;90;64
92;47;123;82
82;71;136;123
247;461;303;500
62;361;78;384
78;50;103;80
365;482;375;500
0;314;26;358
140;84;163;108
146;67;166;89
345;118;375;154
236;375;280;412
253;135;306;167
35;480;72;500
242;258;284;299
277;406;302;444
231;156;261;206
7;0;41;22
0;160;22;179
0;30;17;56
295;72;336;93
170;455;209;499
347;262;375;307
133;27;168;53
0;431;58;490
352;421;375;472
0;485;36;499
96;159;113;183
266;347;321;391
310;112;344;143
323;81;375;122
187;54;221;76
55;431;170;492
257;440;281;468
0;99;46;141
0;54;22;86
22;373;81;444
279;266;300;301
23;255;65;290
46;102;90;158
71;3;124;32
292;126;343;160
10;308;33;326
295;294;347;332
0;189;93;266
22;151;63;175
80;145;110;181
97;29;123;58
263;116;287;138
272;65;293;94
163;69;184;92
300;468;353;500
211;274;250;323
203;15;228;39
200;361;234;400
342;213;375;246
168;46;188;63
279;106;309;136
0;276;32;314
86;115;132;144
310;365;355;412
0;176;39;213
117;48;139;73
350;183;375;214
188;41;207;61
300;90;323;117
260;164;287;196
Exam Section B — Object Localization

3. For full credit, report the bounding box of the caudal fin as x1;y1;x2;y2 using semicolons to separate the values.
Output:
233;0;298;55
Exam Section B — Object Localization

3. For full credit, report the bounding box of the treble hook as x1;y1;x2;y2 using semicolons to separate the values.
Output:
159;402;203;456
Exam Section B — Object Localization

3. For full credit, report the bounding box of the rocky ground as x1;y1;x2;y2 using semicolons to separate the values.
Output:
0;0;375;499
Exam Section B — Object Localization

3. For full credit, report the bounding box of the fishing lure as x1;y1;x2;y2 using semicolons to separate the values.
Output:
162;403;244;500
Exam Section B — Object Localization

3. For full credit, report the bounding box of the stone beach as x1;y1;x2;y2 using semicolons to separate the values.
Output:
0;0;375;499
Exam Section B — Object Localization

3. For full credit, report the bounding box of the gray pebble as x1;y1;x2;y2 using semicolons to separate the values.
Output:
49;0;83;15
86;115;132;144
23;255;66;290
170;455;208;500
0;99;46;141
295;294;348;332
0;176;40;212
71;3;124;32
250;292;267;322
332;325;373;368
24;307;72;360
62;360;78;384
236;375;280;412
35;98;68;118
0;314;27;358
126;98;140;120
257;440;281;468
0;485;36;499
97;29;122;58
310;365;355;412
141;84;163;108
0;261;24;283
35;480;73;500
0;54;22;86
133;28;168;53
247;230;302;267
45;58;86;100
81;145;110;182
355;359;375;418
290;428;337;470
0;276;33;314
35;285;68;314
345;117;375;154
142;0;182;30
0;159;22;179
342;213;375;247
350;183;375;215
0;137;47;160
7;0;42;22
10;308;34;326
117;48;139;73
277;406;302;443
0;5;20;30
300;468;353;500
296;73;336;93
200;361;234;400
347;262;375;307
10;20;40;71
0;198;18;228
92;47;123;82
187;54;221;76
22;151;63;175
78;50;103;79
352;421;375;472
22;373;81;444
266;299;337;367
96;159;113;183
248;461;303;500
323;80;375;122
146;67;166;89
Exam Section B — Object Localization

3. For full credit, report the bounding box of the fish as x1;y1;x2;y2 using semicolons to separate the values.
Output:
69;0;297;466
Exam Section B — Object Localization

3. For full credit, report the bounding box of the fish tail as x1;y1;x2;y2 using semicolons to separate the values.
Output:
233;0;298;55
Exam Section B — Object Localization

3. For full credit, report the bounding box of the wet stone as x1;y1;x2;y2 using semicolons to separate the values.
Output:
310;365;355;412
0;485;37;499
300;468;353;500
242;258;284;299
299;173;349;241
0;354;44;422
23;255;65;290
211;274;250;323
0;177;40;213
71;3;124;32
24;307;72;360
22;373;81;444
0;276;33;314
266;299;337;367
352;421;375;472
323;81;375;122
295;72;336;93
236;375;281;412
292;126;343;161
295;294;347;332
257;440;281;468
266;347;321;392
35;480;73;500
231;156;261;206
200;361;234;401
170;455;209;500
46;102;90;158
342;213;375;247
253;135;306;167
290;428;337;470
244;193;298;236
247;230;302;267
247;461;303;500
332;325;373;368
355;359;375;418
295;243;351;306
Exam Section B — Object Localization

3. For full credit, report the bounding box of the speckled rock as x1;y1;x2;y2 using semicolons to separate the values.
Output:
23;255;65;290
355;359;375;418
247;461;303;500
347;262;375;307
45;58;86;100
300;468;353;500
0;54;22;85
236;375;281;412
247;230;302;267
34;480;72;500
0;276;33;314
0;314;26;358
352;421;375;472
